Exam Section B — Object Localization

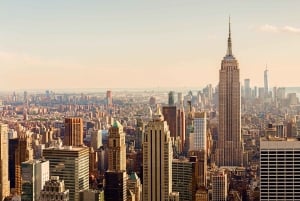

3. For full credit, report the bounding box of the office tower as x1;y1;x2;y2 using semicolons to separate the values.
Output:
79;189;104;201
193;112;207;150
244;79;251;99
105;121;127;201
15;135;33;195
189;150;207;188
106;90;113;107
39;176;69;201
64;117;83;146
43;146;89;201
177;92;183;106
260;138;300;200
127;172;142;201
0;124;10;200
212;169;228;201
177;107;185;152
168;91;175;106
216;19;243;167
143;107;173;201
172;157;197;201
162;106;177;138
9;138;18;190
264;67;268;97
21;159;49;201
135;118;144;149
91;129;102;150
195;187;208;201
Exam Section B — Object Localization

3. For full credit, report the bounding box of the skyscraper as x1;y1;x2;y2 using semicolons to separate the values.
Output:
143;107;173;201
43;146;89;201
105;121;127;201
64;117;83;146
264;67;268;97
106;90;113;107
21;159;49;201
39;176;69;201
216;19;243;167
244;79;251;99
0;124;10;200
260;138;300;200
212;169;228;201
193;112;207;150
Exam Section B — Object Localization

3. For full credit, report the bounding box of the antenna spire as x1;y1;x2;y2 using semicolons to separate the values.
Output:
226;16;233;56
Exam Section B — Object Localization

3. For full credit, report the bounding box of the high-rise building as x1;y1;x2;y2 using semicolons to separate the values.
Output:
264;67;268;97
64;117;83;146
143;107;173;201
162;106;177;138
168;91;175;106
21;159;49;201
212;169;228;201
104;120;127;201
127;172;142;201
43;146;89;201
79;189;104;201
177;107;185;152
244;79;251;99
193;112;207;150
172;157;197;201
0;124;10;200
9;137;18;190
216;19;243;167
260;138;300;200
15;135;33;195
106;90;113;107
39;176;69;201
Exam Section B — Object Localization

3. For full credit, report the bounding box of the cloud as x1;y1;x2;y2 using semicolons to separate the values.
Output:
259;24;300;34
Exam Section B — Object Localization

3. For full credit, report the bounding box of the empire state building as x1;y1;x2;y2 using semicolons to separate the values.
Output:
216;19;243;167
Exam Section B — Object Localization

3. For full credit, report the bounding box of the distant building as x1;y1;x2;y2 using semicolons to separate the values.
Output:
264;67;268;97
162;106;177;138
0;124;10;200
43;146;89;201
127;172;142;201
64;117;83;146
21;159;49;201
143;107;173;201
260;138;300;200
193;112;207;150
106;90;113;107
39;176;69;201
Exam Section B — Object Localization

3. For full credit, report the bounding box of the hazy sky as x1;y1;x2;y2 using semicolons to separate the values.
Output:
0;0;300;90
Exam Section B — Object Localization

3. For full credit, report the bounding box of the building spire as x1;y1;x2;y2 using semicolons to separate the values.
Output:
226;16;233;56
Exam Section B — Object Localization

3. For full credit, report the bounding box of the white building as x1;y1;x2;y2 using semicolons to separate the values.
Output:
193;112;207;150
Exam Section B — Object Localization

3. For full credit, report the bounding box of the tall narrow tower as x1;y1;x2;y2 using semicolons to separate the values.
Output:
105;120;127;201
264;66;269;97
216;18;243;167
0;124;10;200
143;107;173;201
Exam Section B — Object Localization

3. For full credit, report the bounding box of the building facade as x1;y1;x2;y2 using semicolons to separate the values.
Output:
0;124;10;200
39;176;69;201
260;138;300;200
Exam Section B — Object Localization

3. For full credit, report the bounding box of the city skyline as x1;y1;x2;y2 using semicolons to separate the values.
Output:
1;1;300;90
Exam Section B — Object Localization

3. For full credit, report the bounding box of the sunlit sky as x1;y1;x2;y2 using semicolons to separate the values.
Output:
0;0;300;90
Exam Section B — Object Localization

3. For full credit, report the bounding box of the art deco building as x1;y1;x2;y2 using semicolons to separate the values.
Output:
64;117;83;146
143;107;173;201
43;146;89;201
39;176;69;201
0;124;10;200
216;19;243;167
260;138;300;200
104;120;127;201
